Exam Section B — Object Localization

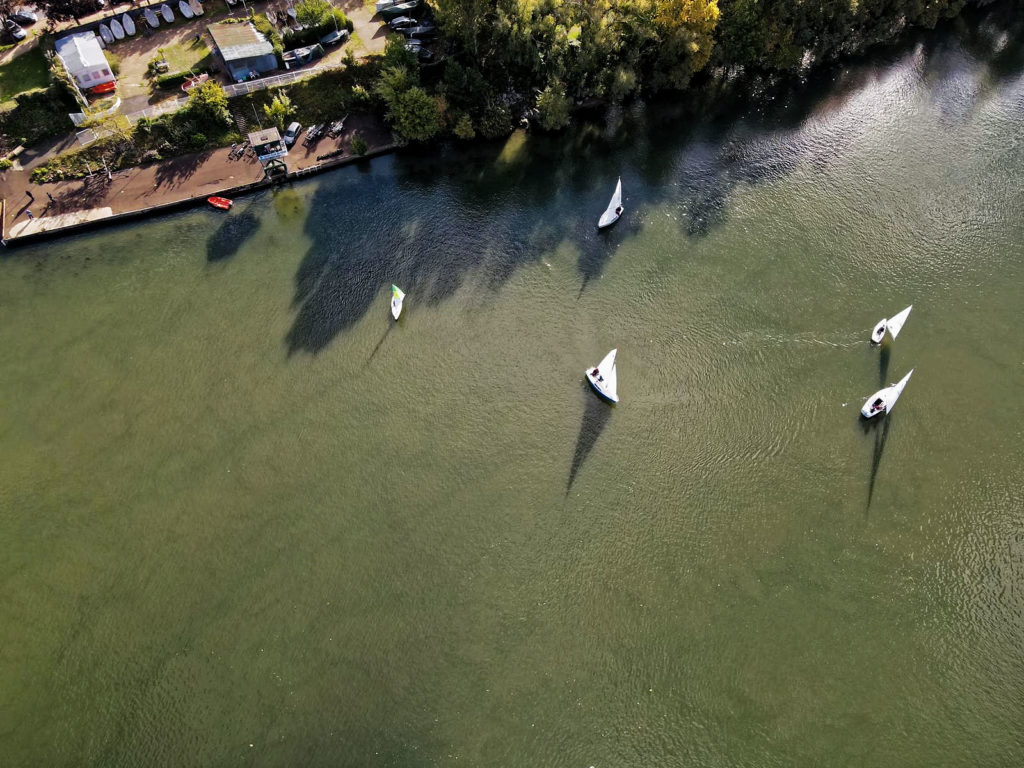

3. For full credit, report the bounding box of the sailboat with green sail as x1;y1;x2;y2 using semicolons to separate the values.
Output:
391;285;406;320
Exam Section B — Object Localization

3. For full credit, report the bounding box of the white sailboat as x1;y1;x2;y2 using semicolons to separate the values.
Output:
598;177;623;229
391;285;405;320
586;349;619;403
160;3;175;23
861;369;914;418
121;13;136;35
870;304;913;344
144;7;160;27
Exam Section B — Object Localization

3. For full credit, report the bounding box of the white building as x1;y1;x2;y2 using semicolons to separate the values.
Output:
55;32;115;91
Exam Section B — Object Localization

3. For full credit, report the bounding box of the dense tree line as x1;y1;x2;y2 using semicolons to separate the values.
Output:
374;0;1009;140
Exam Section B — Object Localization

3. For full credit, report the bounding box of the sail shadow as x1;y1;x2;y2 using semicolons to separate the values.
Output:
567;381;613;491
865;413;893;511
365;324;393;367
878;343;892;387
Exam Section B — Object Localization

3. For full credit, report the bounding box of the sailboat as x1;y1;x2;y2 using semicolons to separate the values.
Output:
391;285;406;320
861;369;913;418
586;349;619;403
598;177;623;229
870;304;912;344
121;13;136;35
110;18;125;40
98;23;114;44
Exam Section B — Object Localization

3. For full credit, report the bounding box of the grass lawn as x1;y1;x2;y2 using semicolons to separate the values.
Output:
0;47;50;106
158;39;214;73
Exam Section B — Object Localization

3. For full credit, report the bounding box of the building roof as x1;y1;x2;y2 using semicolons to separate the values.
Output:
249;128;282;145
208;22;275;62
55;32;109;73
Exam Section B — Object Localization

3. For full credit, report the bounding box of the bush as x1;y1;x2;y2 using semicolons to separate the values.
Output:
0;158;12;170
477;103;512;139
106;52;122;77
452;113;475;140
155;71;208;90
190;132;207;149
389;87;441;142
0;88;75;148
350;132;367;155
183;81;231;129
536;81;570;131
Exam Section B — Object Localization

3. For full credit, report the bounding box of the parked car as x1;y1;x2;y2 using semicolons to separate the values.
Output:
283;122;302;147
388;16;418;30
10;8;38;25
320;28;349;46
405;42;434;63
4;19;26;41
400;26;438;40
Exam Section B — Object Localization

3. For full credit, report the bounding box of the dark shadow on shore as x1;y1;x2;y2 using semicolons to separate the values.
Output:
206;208;260;263
567;380;613;492
862;411;893;511
153;152;206;189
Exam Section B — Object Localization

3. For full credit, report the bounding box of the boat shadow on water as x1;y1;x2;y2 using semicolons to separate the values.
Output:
567;379;613;492
862;411;893;512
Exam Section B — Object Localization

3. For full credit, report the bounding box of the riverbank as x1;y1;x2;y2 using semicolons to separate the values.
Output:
0;113;393;246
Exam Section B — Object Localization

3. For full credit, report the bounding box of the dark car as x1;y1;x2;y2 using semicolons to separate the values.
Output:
320;28;349;46
399;26;437;40
4;19;26;41
10;8;38;24
405;42;435;63
388;16;417;30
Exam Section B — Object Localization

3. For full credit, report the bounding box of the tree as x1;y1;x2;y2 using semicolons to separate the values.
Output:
536;81;570;131
185;81;231;128
36;0;102;23
390;87;442;142
263;90;295;132
46;50;87;109
652;0;721;89
294;0;333;29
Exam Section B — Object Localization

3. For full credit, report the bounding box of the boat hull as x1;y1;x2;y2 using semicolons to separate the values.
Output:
207;196;232;210
586;374;618;403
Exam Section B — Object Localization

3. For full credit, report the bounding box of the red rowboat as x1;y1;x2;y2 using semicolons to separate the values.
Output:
208;196;233;210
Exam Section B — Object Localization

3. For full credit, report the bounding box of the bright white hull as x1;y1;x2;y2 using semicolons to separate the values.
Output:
391;299;403;320
861;369;913;418
586;349;619;403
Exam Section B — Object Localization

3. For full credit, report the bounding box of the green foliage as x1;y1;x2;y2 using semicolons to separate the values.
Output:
34;0;102;23
184;81;231;129
190;132;207;149
0;88;74;149
477;102;512;140
442;61;489;116
295;0;333;28
452;112;475;140
0;157;12;170
155;70;210;90
381;36;418;73
284;8;353;47
350;131;368;155
45;50;86;109
389;86;442;142
536;81;570;131
0;46;49;105
263;90;295;131
105;52;122;77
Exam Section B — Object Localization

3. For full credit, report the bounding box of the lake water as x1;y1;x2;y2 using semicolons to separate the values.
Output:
2;13;1023;767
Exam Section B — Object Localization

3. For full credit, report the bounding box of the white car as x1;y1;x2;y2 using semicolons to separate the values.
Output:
5;19;27;41
283;121;302;146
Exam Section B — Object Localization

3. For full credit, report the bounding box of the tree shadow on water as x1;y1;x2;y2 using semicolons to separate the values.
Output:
567;380;613;492
206;208;261;263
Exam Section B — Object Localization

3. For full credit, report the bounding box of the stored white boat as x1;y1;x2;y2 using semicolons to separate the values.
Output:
179;0;194;18
98;23;114;44
598;177;623;229
190;0;204;15
144;7;159;27
121;13;136;35
110;18;125;40
870;304;912;344
861;369;913;418
160;3;174;23
391;285;405;320
586;349;619;403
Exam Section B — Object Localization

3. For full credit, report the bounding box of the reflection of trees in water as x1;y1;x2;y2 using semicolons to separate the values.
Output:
567;380;613;491
206;209;261;263
284;10;1024;354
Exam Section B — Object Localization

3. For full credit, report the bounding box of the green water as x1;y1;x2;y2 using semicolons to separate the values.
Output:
2;19;1024;767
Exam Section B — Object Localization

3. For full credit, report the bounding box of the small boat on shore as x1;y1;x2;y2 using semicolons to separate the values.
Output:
110;18;125;40
861;369;913;418
181;73;208;92
190;0;204;15
144;7;159;27
179;0;194;18
208;196;232;210
391;285;405;319
586;349;619;403
121;13;136;35
98;23;114;44
870;304;913;344
598;177;623;229
160;3;174;23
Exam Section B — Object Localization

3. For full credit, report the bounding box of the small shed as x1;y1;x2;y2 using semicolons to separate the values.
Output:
249;128;287;162
209;23;278;83
55;32;114;90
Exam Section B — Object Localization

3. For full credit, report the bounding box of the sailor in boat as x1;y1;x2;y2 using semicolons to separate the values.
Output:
871;398;884;413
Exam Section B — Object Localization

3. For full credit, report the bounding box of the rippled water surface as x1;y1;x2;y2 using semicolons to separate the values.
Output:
2;16;1024;767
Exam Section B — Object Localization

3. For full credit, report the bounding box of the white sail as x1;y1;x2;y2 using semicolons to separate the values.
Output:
391;285;405;320
586;348;619;403
861;369;913;418
598;178;623;229
886;305;912;339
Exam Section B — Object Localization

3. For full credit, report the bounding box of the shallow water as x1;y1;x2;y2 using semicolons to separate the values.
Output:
2;15;1024;767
